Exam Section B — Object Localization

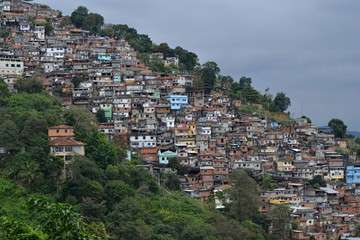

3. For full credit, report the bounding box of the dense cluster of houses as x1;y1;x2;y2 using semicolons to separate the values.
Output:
2;1;360;239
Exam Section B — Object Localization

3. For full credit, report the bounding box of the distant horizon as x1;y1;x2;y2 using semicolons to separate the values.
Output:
37;0;360;131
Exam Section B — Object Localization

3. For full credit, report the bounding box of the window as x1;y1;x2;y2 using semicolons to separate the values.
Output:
55;146;64;152
65;146;72;152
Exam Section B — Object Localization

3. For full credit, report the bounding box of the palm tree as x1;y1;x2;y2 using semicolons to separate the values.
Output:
18;161;43;188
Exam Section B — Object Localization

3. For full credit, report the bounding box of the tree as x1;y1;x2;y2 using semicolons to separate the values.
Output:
167;157;187;175
260;88;273;110
13;78;43;94
82;13;104;34
71;75;86;88
0;120;21;153
63;106;97;141
0;29;9;38
112;134;128;148
241;220;268;240
242;86;261;104
269;204;291;239
28;197;102;239
218;75;234;89
228;77;261;104
271;92;291;112
225;170;260;222
201;61;220;91
100;24;154;53
211;215;247;240
147;60;167;73
155;42;174;57
70;6;89;28
20;115;47;148
96;109;107;123
291;222;299;230
0;216;46;240
59;156;105;200
106;198;150;239
0;78;10;98
78;198;106;223
250;214;271;233
309;175;326;188
85;131;121;169
262;174;275;191
239;76;252;87
173;46;198;72
44;21;53;35
60;16;72;26
164;173;181;191
328;118;347;139
18;161;43;189
355;224;360;237
105;180;136;208
71;156;104;182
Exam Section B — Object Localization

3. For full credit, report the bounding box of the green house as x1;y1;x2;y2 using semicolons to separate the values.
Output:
102;108;112;118
113;76;122;82
158;150;177;164
98;55;111;60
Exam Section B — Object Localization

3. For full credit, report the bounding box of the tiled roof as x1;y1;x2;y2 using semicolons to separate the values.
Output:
49;137;85;146
49;125;73;129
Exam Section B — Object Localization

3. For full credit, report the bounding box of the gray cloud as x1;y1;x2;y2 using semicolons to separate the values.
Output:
37;0;360;130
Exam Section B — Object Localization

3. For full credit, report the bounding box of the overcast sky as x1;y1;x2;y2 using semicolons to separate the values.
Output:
37;0;360;131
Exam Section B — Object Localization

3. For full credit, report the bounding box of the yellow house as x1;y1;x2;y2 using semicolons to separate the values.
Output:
327;168;344;181
270;199;290;205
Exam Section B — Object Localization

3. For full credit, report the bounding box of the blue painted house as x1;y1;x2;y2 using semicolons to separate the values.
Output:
346;166;360;184
166;95;188;110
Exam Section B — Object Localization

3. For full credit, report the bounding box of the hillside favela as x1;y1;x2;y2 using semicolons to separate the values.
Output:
0;1;360;240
